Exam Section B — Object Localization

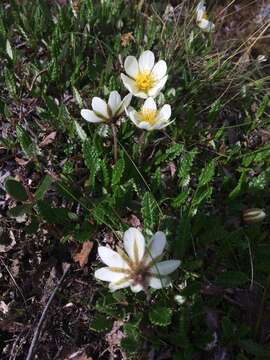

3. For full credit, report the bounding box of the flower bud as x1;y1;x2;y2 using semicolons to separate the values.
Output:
243;208;266;224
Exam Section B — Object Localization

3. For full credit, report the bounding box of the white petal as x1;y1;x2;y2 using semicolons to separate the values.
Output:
152;120;173;130
121;74;148;99
92;97;109;119
123;227;145;263
139;50;155;73
151;60;167;80
98;246;128;268
108;91;121;116
130;284;144;293
81;109;103;123
149;276;171;289
115;93;132;116
128;110;140;126
146;231;166;261
94;267;126;282
121;73;138;94
157;104;171;121
109;279;131;291
198;19;215;32
142;97;157;112
151;260;181;276
124;56;139;78
137;121;152;130
147;75;168;98
196;1;206;21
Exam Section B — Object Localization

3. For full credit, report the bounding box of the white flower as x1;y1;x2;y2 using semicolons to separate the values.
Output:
121;50;168;99
81;91;132;123
196;1;215;32
94;227;181;293
127;97;172;131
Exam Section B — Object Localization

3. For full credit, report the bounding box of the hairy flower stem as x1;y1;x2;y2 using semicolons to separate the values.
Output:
111;123;118;163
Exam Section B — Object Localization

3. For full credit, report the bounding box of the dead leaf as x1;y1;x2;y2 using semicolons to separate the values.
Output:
0;301;9;315
0;230;16;253
15;157;30;166
73;241;93;268
40;131;57;147
65;349;93;360
128;214;141;228
121;32;134;47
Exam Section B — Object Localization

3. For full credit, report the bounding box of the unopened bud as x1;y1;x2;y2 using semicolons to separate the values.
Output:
243;208;266;224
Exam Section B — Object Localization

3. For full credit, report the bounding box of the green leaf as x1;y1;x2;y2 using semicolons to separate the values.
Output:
8;204;32;218
121;337;139;354
240;339;270;358
256;95;269;119
89;314;113;332
74;120;87;141
6;39;13;60
35;175;53;201
177;149;197;187
155;143;183;165
5;179;28;202
16;124;38;158
191;186;213;209
198;160;215;187
83;139;101;186
171;191;189;208
149;305;172;326
229;172;246;199
215;271;248;287
25;217;39;234
72;86;83;107
141;192;159;231
112;157;125;187
36;200;70;224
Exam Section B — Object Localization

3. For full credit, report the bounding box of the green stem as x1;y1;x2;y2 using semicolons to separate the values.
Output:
111;123;118;163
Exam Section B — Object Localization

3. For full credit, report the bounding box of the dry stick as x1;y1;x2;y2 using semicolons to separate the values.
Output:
0;256;27;308
26;264;71;360
111;123;118;163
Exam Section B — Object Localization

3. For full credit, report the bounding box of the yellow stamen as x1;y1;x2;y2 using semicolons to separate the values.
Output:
139;109;157;125
135;72;155;92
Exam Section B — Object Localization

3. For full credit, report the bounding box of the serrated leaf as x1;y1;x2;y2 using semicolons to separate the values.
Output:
72;86;83;107
215;271;248;287
155;143;183;165
74;120;87;141
6;39;13;60
83;139;101;186
16;124;38;158
229;172;246;199
5;179;28;202
171;191;189;208
149;305;172;326
191;186;213;208
178;149;197;187
256;95;269;119
198;161;215;187
90;314;112;332
35;175;52;201
112;157;125;187
141;192;158;231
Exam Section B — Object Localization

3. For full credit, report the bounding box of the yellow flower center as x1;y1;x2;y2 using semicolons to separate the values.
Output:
202;12;209;20
139;109;157;125
135;72;155;92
